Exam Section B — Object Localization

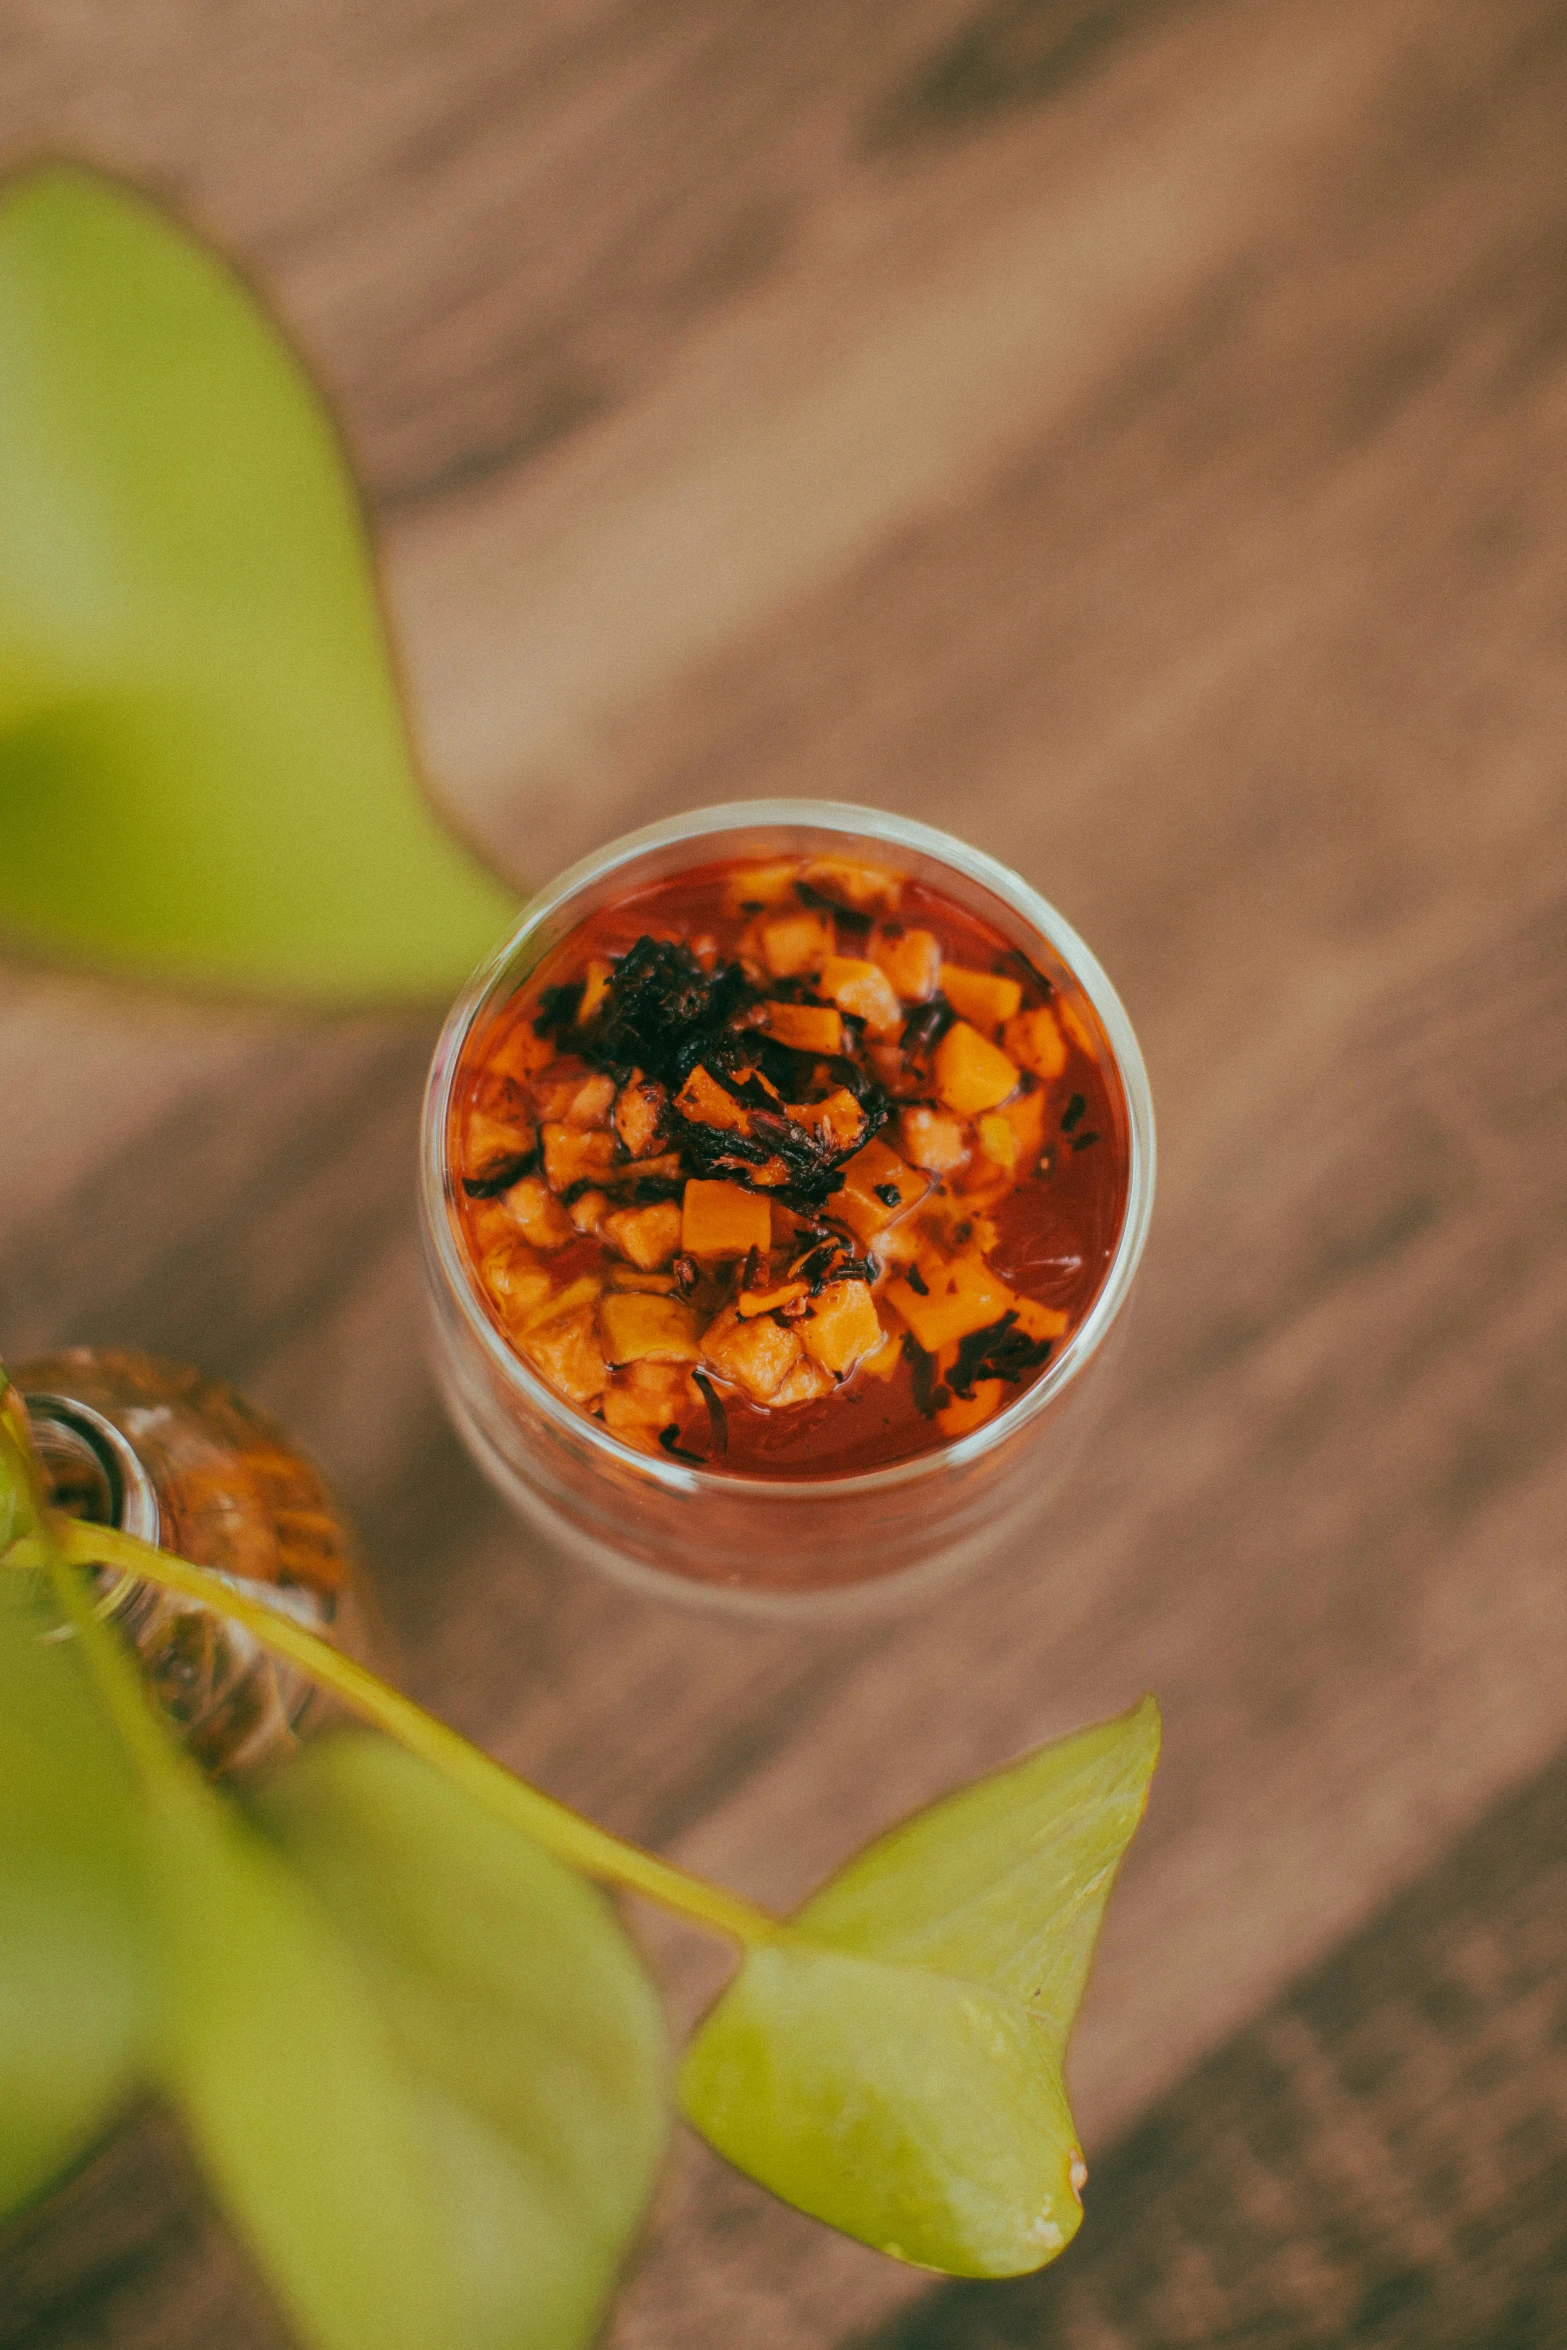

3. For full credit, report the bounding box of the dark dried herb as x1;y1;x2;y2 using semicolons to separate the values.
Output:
873;1183;901;1207
623;1176;685;1204
531;979;585;1043
1000;947;1055;1002
692;1371;728;1455
671;1255;699;1295
1069;1131;1100;1152
657;1425;705;1466
901;996;957;1057
796;880;873;932
461;1148;541;1199
596;938;753;1088
903;1332;939;1416
1061;1093;1087;1134
904;1263;930;1297
946;1312;1054;1399
741;1246;765;1295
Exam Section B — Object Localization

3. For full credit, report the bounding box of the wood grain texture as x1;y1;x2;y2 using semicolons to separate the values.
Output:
2;0;1565;2343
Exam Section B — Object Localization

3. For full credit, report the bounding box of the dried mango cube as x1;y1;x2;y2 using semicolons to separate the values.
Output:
760;910;834;978
833;1137;929;1242
899;1104;969;1172
886;1251;1014;1353
577;958;615;1026
1003;1005;1069;1081
479;1239;554;1330
939;965;1023;1033
701;1306;804;1404
464;1107;536;1182
502;1176;573;1250
872;927;941;1003
725;862;802;911
817;955;903;1039
762;1001;845;1055
771;1356;836;1406
798;857;901;913
798;1279;882;1377
682;1180;772;1260
601;1200;682;1271
601;1362;700;1452
613;1074;669;1159
787;1087;867;1155
933;1021;1020;1115
542;1123;619;1190
522;1304;608;1403
599;1292;702;1366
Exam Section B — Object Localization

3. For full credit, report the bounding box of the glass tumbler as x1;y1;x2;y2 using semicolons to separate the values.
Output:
420;801;1154;1609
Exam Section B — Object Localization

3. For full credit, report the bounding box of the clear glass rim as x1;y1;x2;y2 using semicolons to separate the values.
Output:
419;799;1156;1504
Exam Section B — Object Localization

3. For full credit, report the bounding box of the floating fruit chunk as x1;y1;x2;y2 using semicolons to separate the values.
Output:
887;1252;1014;1354
761;1001;845;1054
933;1022;1020;1115
798;1280;882;1378
940;965;1023;1033
599;1293;702;1367
1004;1006;1068;1081
834;1138;928;1242
872;927;941;1003
682;1180;772;1261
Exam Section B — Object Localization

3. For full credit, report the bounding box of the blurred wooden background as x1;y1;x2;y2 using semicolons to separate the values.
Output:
3;2;1565;2344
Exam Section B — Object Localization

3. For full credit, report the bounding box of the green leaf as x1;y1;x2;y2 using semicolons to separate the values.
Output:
0;165;516;1000
0;1564;150;2214
250;1732;669;2350
679;1696;1160;2277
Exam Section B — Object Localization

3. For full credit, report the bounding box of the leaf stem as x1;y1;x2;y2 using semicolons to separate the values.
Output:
46;1518;783;1950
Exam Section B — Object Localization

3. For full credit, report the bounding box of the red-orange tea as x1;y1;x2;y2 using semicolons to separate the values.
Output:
448;853;1129;1480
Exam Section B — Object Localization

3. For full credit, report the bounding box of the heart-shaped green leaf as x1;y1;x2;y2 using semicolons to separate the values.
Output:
679;1696;1160;2277
0;166;517;1000
0;1400;150;2212
250;1732;668;2350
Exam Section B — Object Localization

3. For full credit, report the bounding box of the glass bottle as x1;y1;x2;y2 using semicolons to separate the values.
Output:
16;1346;375;1781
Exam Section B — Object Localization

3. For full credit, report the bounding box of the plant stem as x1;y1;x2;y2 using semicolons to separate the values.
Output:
47;1518;783;1950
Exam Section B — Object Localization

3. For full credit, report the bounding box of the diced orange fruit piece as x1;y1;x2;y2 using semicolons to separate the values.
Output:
899;1104;969;1172
464;1108;536;1181
940;965;1022;1033
674;1065;750;1131
798;857;902;912
886;1251;1014;1353
760;910;834;978
981;1085;1046;1177
599;1292;702;1366
873;927;942;1003
601;1362;699;1452
936;1381;1006;1438
787;1087;866;1154
1012;1295;1070;1344
682;1179;772;1260
1003;1005;1069;1081
762;1001;845;1054
542;1123;619;1190
478;1239;554;1330
798;1279;882;1377
817;955;903;1039
601;1200;682;1271
933;1021;1020;1115
834;1137;929;1242
725;862;801;911
503;1175;573;1250
522;1305;608;1403
568;1189;609;1234
771;1356;836;1406
860;1323;902;1380
701;1306;804;1404
484;1020;554;1085
613;1074;668;1159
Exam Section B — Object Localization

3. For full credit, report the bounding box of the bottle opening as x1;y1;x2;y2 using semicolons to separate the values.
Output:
22;1393;162;1548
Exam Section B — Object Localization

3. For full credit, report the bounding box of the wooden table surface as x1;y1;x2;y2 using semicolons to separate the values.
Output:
3;3;1565;2344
